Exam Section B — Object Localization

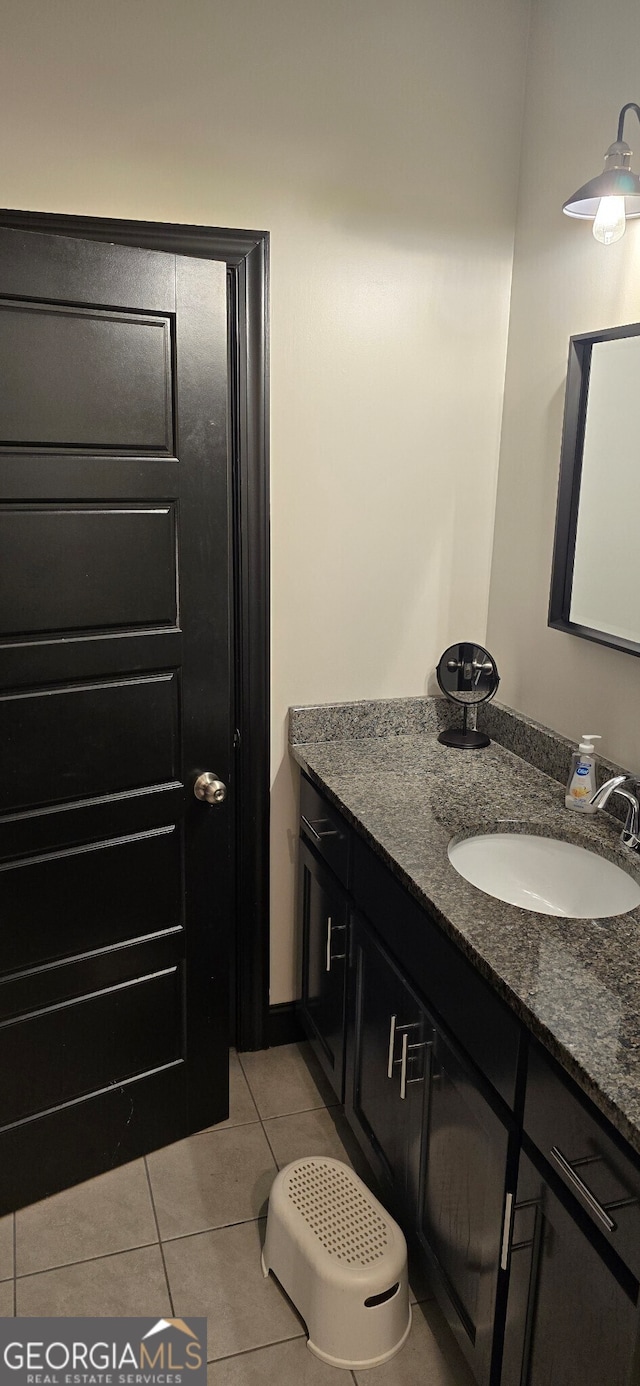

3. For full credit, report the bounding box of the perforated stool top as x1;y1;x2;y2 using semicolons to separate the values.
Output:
285;1158;390;1265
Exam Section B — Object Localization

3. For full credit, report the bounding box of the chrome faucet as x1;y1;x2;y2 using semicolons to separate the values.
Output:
590;775;640;854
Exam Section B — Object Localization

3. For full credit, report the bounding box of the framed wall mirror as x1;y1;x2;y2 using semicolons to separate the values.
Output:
549;321;640;658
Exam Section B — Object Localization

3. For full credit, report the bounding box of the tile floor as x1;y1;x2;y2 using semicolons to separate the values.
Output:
0;1043;475;1385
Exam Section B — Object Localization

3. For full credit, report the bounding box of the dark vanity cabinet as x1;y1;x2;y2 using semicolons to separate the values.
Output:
501;1043;640;1386
295;771;640;1386
347;913;429;1220
502;1149;640;1386
418;1026;512;1386
346;907;513;1386
297;777;351;1101
297;840;348;1100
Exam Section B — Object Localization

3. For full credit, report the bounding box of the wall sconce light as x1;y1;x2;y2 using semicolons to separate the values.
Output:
563;103;640;244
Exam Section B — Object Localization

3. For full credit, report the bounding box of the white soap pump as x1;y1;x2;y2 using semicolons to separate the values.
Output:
565;734;601;813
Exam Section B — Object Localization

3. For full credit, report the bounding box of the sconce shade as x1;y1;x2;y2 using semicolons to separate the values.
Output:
563;167;640;219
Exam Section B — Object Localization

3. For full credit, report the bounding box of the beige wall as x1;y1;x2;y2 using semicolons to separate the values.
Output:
487;0;640;780
0;0;530;1004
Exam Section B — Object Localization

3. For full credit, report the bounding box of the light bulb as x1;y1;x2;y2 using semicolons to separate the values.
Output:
592;196;626;244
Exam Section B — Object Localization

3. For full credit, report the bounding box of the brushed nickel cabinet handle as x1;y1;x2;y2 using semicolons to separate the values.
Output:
500;1191;514;1271
389;1019;422;1084
400;1032;409;1099
387;1015;397;1078
550;1146;616;1233
325;918;347;971
301;815;339;842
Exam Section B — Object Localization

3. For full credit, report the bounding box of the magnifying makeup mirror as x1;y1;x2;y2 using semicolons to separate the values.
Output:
436;642;500;749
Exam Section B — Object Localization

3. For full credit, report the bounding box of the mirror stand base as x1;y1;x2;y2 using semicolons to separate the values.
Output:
438;727;491;749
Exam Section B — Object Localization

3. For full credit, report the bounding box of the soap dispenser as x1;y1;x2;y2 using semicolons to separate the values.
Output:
565;734;601;813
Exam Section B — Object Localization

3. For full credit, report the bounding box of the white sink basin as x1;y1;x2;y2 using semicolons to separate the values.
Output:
448;832;640;918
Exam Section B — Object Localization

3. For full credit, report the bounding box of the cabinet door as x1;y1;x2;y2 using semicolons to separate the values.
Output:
346;913;429;1218
419;1027;511;1386
502;1149;640;1386
298;840;348;1101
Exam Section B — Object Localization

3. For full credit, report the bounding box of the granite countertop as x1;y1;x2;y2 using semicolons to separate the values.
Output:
290;712;640;1157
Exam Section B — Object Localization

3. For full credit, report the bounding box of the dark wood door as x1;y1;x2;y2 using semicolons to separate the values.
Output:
298;839;348;1101
418;1027;510;1386
346;914;427;1218
0;227;231;1213
501;1149;640;1386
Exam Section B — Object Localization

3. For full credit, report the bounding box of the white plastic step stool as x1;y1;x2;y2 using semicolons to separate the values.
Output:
262;1156;411;1370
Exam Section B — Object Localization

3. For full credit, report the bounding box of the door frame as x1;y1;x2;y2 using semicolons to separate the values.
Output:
0;208;270;1052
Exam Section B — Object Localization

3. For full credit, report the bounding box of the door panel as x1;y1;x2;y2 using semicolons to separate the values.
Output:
0;784;184;862
0;825;181;973
0;504;178;635
0;227;176;312
0;931;182;1025
0;301;174;450
1;671;179;810
0;226;231;1212
0;1068;188;1197
0;968;182;1125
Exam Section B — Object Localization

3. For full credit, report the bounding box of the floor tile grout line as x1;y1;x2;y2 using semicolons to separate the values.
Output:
143;1157;175;1316
246;1050;342;1174
168;1106;338;1137
231;1052;260;1124
171;1118;264;1141
205;1116;261;1131
206;1331;306;1366
14;1238;161;1282
15;1213;280;1279
235;1049;253;1090
236;1048;292;1173
159;1214;267;1248
236;1046;337;1121
260;1100;339;1120
257;1108;282;1173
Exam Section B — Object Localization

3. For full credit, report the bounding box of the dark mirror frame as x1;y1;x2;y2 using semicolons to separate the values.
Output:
549;319;640;659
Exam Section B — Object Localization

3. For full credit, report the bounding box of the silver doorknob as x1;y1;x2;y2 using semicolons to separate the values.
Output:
194;772;227;805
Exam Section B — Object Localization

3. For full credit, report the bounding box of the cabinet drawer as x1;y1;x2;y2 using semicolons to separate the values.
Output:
353;835;521;1108
525;1041;640;1279
300;774;351;887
